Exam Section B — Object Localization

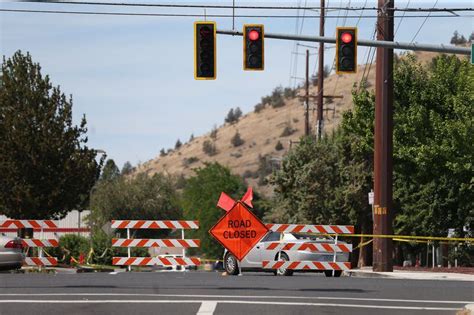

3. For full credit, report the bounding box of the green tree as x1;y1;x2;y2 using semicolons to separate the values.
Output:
101;159;120;181
224;108;235;124
269;136;347;224
121;161;134;176
392;54;473;237
202;140;217;156
175;139;182;150
181;163;246;258
89;173;180;237
230;130;244;147
0;51;103;219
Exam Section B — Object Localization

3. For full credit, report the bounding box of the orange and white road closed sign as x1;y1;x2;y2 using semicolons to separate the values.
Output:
209;201;268;261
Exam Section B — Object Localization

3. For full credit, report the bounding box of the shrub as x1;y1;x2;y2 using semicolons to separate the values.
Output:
283;87;296;98
202;140;217;156
230;152;242;159
270;86;285;108
234;107;243;120
55;234;90;265
275;141;284;151
159;148;167;157
225;107;242;124
254;103;265;113
175;139;182;150
183;156;199;167
189;134;194;142
450;31;467;45
231;131;244;147
210;126;218;140
280;124;296;137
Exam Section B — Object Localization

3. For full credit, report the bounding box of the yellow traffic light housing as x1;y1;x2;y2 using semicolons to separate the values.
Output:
194;21;216;80
336;27;357;74
243;24;264;71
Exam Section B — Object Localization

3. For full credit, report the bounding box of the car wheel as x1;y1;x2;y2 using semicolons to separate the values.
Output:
324;270;342;277
224;253;239;275
276;252;293;276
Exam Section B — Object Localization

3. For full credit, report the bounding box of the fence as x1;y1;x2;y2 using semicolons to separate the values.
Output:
111;220;201;270
262;224;354;273
0;220;59;266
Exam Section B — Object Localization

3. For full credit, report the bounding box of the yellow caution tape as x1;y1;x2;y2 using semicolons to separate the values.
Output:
86;247;94;265
354;238;373;249
307;233;473;242
393;238;430;244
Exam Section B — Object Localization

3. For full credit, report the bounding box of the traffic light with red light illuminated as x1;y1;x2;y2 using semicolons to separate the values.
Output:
194;21;216;80
243;24;264;71
336;27;357;74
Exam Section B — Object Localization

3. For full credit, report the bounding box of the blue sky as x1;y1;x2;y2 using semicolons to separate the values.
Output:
1;1;472;169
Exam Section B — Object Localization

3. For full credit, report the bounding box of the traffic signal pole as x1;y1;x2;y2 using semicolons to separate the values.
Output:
373;0;394;272
217;16;469;272
216;30;471;55
316;0;325;139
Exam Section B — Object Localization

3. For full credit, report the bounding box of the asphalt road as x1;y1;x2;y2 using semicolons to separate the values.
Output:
0;271;472;315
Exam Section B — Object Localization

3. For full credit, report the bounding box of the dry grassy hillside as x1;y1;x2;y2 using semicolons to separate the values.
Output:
135;50;453;196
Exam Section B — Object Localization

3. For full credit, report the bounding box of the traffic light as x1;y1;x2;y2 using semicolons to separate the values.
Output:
336;27;357;74
194;21;216;80
243;24;264;71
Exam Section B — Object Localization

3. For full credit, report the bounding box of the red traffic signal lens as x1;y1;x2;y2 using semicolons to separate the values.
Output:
200;26;212;37
341;32;353;44
248;30;260;41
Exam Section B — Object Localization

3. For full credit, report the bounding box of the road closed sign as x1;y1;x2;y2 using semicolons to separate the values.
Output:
209;201;268;261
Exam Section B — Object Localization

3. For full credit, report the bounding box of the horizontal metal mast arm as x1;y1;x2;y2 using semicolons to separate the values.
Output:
217;29;470;55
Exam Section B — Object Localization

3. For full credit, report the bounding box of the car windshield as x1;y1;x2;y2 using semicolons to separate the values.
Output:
290;233;334;241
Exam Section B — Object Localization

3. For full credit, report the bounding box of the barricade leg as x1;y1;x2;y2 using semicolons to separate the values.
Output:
127;228;131;272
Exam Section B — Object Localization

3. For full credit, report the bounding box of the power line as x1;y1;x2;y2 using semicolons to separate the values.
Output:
395;0;411;36
16;1;473;12
411;0;439;42
1;8;471;19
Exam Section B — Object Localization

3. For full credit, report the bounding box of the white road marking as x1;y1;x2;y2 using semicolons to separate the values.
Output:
0;299;461;311
0;293;471;304
196;301;217;315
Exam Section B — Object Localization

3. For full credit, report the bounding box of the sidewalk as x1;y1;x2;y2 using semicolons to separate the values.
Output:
346;267;474;281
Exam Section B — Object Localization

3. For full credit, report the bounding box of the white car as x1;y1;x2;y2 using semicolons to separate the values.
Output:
223;231;350;277
0;236;24;271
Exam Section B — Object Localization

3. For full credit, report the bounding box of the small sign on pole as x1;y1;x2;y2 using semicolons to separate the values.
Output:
368;190;374;205
471;44;474;65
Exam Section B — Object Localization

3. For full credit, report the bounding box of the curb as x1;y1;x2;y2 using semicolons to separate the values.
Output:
345;270;392;279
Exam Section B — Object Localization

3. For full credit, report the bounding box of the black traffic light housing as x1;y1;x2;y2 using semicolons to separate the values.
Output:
336;27;357;74
243;24;264;71
194;21;216;80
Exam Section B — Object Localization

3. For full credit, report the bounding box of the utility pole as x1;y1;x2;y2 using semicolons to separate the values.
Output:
316;0;325;139
373;0;394;272
304;49;310;136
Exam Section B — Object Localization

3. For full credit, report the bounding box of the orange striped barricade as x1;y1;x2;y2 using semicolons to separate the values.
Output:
111;220;201;271
263;224;354;275
0;220;59;267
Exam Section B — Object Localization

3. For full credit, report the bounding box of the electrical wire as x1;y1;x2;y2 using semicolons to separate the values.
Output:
16;1;473;12
0;8;470;19
410;0;439;42
395;0;410;36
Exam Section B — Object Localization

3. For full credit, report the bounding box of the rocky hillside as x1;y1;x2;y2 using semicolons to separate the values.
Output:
135;51;453;196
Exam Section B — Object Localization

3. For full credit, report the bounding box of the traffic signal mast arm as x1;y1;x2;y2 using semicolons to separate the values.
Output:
217;29;470;55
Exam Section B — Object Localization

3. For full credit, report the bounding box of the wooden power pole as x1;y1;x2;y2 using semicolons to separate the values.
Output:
316;0;325;139
304;49;310;136
373;0;394;272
